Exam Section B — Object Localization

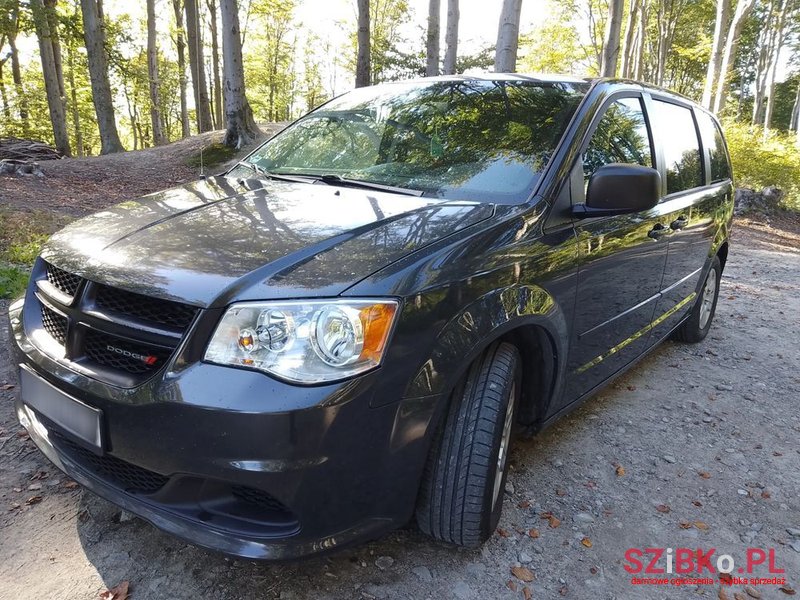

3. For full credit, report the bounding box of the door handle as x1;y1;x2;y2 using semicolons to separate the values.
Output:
670;216;688;230
648;224;670;239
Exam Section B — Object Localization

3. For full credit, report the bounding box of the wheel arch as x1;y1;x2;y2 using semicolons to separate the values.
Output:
406;284;567;426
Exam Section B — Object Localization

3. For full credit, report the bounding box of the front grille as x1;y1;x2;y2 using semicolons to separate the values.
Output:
53;433;169;494
96;284;197;329
40;304;68;345
46;263;81;297
33;260;198;385
231;485;291;513
84;330;172;375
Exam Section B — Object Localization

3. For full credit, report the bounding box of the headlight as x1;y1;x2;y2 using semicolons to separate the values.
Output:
204;299;399;384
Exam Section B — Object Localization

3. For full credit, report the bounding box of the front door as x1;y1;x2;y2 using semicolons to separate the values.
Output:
565;95;668;401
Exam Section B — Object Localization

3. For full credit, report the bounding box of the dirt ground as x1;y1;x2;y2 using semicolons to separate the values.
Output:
1;146;799;598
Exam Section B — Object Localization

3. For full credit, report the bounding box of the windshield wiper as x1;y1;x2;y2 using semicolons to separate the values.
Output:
315;174;424;197
237;162;314;184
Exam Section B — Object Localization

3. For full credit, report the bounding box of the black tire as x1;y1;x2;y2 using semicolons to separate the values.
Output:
416;341;521;547
673;256;722;343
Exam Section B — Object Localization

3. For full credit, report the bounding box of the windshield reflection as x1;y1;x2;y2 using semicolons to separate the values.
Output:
245;79;589;203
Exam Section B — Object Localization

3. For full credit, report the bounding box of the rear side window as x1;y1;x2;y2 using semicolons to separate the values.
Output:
583;97;653;179
696;111;731;183
652;100;702;194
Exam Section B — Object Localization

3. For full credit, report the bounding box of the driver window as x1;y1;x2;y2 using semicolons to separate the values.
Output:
583;97;653;180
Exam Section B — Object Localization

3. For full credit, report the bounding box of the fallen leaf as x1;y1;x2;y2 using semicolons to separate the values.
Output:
1;384;14;390
25;495;42;505
64;481;79;490
99;581;129;600
679;520;692;529
528;528;540;539
720;573;733;584
761;490;772;499
773;452;783;457
779;584;796;595
497;528;511;538
698;471;712;479
556;488;567;496
540;511;553;519
510;566;535;583
615;465;626;476
518;500;531;509
523;586;532;600
27;483;42;491
734;593;747;600
692;500;703;507
9;502;21;511
694;521;709;531
719;589;731;600
744;586;762;599
656;504;671;514
581;537;592;548
559;585;568;596
589;566;598;575
30;471;48;481
506;580;518;592
548;515;561;528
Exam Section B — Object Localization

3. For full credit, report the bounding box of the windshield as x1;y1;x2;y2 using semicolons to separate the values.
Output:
244;79;589;203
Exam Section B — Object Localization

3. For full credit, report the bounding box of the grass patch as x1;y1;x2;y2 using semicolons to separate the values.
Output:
184;142;239;170
0;208;70;299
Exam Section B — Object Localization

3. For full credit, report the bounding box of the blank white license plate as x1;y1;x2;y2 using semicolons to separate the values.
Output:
19;366;103;450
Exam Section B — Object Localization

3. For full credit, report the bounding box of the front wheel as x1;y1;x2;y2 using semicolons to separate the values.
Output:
415;342;521;547
673;256;722;343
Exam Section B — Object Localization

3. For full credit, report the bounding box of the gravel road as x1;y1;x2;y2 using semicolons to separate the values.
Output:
1;220;798;600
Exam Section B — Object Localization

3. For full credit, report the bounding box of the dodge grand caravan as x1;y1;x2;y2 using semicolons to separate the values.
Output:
8;74;733;560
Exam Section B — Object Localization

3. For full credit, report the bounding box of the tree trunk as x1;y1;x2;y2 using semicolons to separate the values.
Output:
185;0;213;132
762;0;787;136
219;0;259;148
750;2;774;125
443;0;459;75
619;0;639;78
65;31;84;157
0;52;10;120
80;0;125;153
600;0;624;77
712;0;756;114
172;0;191;138
701;0;731;109
425;0;440;76
31;0;71;156
146;0;167;145
790;79;800;132
207;0;223;129
494;0;523;72
632;0;647;80
355;0;370;87
5;3;28;134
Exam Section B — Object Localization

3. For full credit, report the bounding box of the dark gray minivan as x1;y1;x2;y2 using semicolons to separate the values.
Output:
9;74;733;559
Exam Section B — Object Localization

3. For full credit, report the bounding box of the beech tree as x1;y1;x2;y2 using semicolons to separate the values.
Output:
702;0;731;109
599;0;623;77
355;0;370;87
425;0;440;76
219;0;258;148
80;0;124;153
495;0;523;72
443;0;459;75
146;0;167;145
30;0;71;156
207;0;223;129
171;0;191;138
712;0;757;113
185;0;213;131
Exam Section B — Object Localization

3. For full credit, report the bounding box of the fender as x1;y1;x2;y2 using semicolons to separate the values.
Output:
404;283;569;418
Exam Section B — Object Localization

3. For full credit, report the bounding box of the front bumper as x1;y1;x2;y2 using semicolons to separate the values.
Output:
8;299;442;560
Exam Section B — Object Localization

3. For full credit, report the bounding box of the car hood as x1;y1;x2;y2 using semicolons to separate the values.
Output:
41;176;493;307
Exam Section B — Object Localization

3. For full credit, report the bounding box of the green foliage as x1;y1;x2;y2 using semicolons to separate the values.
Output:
723;120;800;210
0;209;62;299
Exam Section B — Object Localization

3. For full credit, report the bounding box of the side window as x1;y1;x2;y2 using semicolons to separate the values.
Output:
696;111;731;183
583;97;652;179
652;100;702;194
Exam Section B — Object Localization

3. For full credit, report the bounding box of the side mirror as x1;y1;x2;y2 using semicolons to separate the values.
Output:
572;163;661;219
